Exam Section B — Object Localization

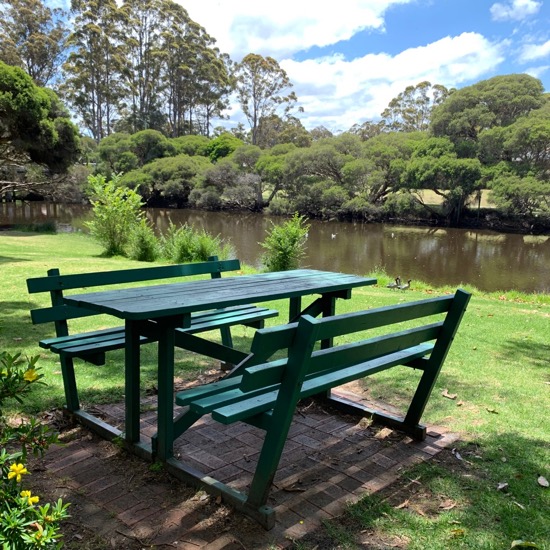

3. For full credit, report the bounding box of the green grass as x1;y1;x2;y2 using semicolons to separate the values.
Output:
1;230;549;549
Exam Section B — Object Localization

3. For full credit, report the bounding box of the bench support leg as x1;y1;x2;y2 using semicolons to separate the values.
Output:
60;354;79;412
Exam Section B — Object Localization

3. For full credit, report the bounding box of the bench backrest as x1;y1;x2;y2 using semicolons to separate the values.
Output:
26;257;241;333
236;289;471;405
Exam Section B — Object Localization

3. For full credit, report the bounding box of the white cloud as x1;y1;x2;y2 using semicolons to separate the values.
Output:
519;39;550;61
524;65;550;79
281;33;506;130
490;0;541;22
180;0;412;60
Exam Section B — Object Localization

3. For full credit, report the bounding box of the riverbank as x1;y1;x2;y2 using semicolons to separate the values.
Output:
1;231;549;548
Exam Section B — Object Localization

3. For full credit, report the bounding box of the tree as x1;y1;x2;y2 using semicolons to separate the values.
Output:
381;81;449;132
116;0;165;134
61;0;127;141
431;74;545;157
348;120;384;141
255;114;311;149
160;3;231;137
0;0;68;87
234;53;298;146
0;62;80;197
405;136;482;223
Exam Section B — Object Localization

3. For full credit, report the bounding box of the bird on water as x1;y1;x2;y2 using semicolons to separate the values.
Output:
386;277;401;289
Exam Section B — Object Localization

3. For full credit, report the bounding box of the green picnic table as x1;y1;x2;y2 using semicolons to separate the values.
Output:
63;269;376;461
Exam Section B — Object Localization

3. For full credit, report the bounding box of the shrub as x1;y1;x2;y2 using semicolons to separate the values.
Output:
260;213;310;272
86;174;144;256
0;352;69;548
160;222;233;263
127;219;160;262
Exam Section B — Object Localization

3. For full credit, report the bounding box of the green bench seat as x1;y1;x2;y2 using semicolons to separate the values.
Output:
168;289;471;529
27;258;278;412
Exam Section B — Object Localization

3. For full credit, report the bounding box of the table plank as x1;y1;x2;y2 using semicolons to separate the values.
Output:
65;270;375;320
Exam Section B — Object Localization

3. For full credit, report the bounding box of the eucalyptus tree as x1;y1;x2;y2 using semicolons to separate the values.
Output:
234;53;297;146
348;120;384;141
61;0;127;141
380;81;449;132
117;0;166;133
255;114;311;149
0;0;68;87
159;2;231;137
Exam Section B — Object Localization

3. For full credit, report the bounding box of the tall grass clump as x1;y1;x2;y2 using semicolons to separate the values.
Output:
161;222;233;263
127;219;160;262
260;213;310;272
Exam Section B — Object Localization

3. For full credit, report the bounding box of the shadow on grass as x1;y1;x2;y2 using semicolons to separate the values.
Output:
298;432;549;550
502;338;550;369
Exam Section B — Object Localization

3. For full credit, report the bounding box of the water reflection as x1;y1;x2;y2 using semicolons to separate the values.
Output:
1;202;548;293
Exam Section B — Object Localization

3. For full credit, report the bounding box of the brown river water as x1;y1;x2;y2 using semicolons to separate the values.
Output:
1;202;549;294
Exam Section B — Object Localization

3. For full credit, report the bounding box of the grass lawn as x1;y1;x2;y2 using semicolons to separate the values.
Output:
1;230;549;549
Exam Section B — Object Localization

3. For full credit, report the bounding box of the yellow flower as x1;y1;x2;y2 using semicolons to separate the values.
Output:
23;368;39;382
8;463;29;482
21;490;39;505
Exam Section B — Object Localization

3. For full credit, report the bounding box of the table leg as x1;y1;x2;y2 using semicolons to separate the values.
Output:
320;294;337;349
156;322;176;461
289;296;302;322
125;320;141;443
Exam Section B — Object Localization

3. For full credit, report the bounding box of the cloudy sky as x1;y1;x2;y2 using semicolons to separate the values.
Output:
180;0;550;133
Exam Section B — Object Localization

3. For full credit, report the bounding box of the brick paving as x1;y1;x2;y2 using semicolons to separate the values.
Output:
39;389;457;549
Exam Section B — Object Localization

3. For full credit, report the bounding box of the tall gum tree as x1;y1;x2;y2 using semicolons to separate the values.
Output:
61;0;127;141
381;81;449;132
234;53;297;146
0;0;68;87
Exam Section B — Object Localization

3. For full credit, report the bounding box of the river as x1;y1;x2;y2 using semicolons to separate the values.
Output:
1;201;549;294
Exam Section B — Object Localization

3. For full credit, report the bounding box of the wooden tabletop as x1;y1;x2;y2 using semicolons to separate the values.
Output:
64;269;376;321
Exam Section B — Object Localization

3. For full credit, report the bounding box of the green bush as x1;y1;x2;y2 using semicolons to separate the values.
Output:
160;222;233;263
0;352;69;548
127;219;160;262
86;174;144;256
260;213;310;272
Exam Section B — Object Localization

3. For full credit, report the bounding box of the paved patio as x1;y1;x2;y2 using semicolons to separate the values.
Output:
40;389;457;549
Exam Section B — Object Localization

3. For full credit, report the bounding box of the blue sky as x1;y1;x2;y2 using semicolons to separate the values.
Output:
182;0;550;132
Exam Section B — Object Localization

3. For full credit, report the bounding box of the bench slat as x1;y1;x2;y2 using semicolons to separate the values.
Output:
39;306;278;358
27;259;241;293
240;323;442;392
212;343;434;424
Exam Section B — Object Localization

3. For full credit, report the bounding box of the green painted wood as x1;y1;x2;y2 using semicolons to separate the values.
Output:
213;344;434;425
175;377;243;406
246;315;321;507
403;289;472;428
27;258;242;293
155;316;178;461
125;320;141;444
168;288;470;522
62;271;375;320
313;295;453;342
239;323;441;392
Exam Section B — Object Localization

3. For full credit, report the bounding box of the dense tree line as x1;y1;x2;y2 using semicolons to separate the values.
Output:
0;0;549;227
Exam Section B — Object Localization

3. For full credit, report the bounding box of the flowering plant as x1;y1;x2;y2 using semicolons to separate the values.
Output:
0;352;69;548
